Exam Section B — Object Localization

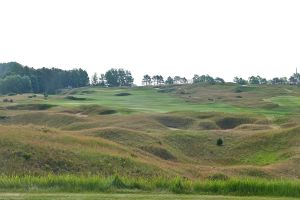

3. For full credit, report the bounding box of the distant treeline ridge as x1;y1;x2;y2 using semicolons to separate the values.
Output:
1;62;300;95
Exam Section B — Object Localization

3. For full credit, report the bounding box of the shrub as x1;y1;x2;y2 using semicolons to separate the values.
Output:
217;138;223;146
28;94;37;98
3;98;13;103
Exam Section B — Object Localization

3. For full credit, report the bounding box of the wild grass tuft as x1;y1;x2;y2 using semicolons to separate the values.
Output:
0;175;299;197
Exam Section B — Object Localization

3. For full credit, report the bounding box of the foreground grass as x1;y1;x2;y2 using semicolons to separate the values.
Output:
0;175;299;198
0;193;297;200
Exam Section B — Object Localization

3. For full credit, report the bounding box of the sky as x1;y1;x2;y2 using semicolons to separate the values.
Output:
0;0;300;84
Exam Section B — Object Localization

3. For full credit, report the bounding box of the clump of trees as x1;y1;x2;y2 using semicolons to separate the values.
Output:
193;75;224;84
288;73;300;85
0;75;32;94
233;77;248;85
142;75;188;86
0;62;89;94
271;77;288;85
233;74;299;85
91;68;134;87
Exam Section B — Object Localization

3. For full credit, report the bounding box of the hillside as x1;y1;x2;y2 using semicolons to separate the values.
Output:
0;84;299;180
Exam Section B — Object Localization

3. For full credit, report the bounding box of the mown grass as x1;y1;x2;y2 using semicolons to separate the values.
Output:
1;86;300;117
0;175;299;198
0;193;295;200
0;193;297;200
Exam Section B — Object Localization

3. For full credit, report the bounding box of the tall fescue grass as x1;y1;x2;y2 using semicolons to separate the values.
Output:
0;175;299;197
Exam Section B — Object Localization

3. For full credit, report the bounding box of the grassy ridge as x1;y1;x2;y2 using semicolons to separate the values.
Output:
0;175;299;197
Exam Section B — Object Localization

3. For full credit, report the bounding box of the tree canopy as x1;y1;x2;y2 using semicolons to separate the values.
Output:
104;68;134;87
0;62;89;94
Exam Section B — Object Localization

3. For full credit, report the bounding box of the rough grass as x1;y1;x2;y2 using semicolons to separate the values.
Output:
0;175;299;198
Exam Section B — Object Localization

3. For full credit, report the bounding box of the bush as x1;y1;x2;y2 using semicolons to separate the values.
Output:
217;138;223;146
28;94;37;98
3;98;13;103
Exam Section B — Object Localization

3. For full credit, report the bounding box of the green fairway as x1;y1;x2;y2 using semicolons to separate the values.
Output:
6;86;299;116
0;193;297;200
48;87;242;113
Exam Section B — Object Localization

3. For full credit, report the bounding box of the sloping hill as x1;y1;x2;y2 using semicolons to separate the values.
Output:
0;84;299;179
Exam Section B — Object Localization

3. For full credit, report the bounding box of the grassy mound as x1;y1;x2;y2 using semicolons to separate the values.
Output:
0;125;166;177
6;113;84;128
235;124;273;130
91;128;158;147
63;105;118;115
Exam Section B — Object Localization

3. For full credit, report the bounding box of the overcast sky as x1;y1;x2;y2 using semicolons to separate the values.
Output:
0;0;300;84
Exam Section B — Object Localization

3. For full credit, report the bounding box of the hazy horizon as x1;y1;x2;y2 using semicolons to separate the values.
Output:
1;0;300;84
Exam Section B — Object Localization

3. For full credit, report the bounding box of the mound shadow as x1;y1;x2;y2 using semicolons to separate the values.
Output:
140;145;176;161
6;104;56;110
65;96;87;101
115;92;132;96
216;117;256;129
156;115;195;129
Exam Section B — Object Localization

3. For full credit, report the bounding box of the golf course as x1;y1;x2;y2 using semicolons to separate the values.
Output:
0;83;299;199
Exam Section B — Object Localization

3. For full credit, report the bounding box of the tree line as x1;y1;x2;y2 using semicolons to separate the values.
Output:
0;62;89;94
140;73;300;86
233;74;300;85
1;61;300;95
